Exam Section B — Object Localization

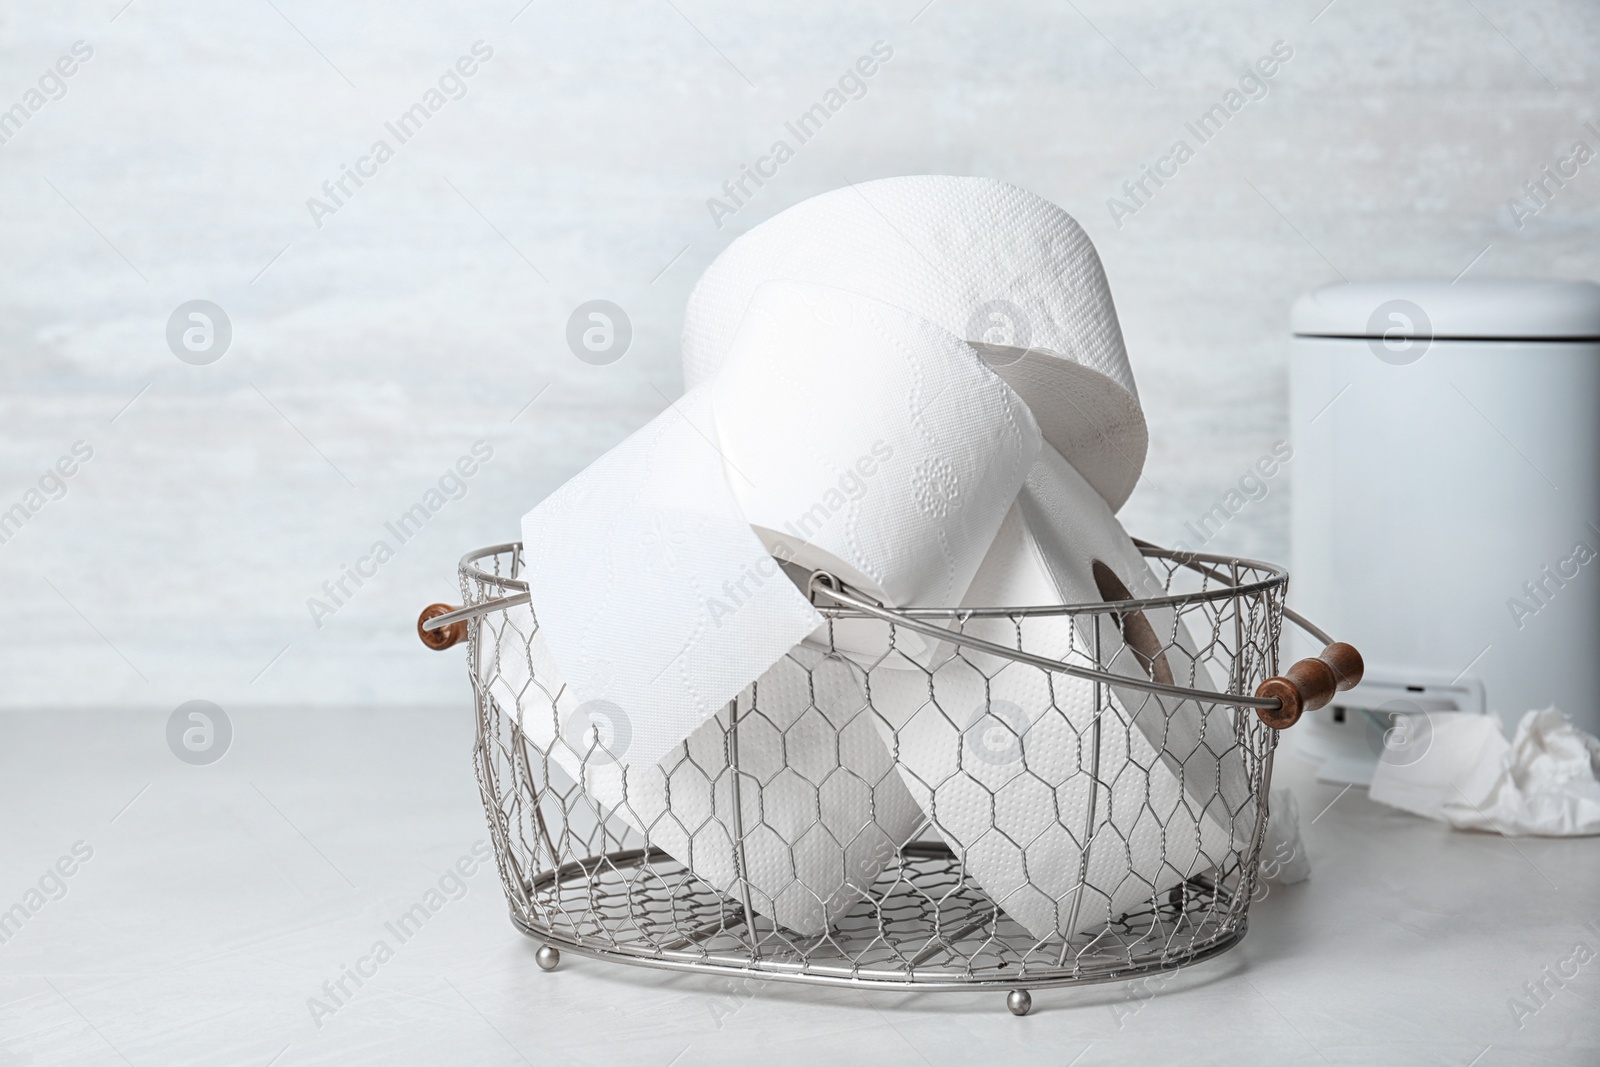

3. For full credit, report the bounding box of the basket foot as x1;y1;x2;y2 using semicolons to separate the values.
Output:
535;945;561;972
1006;989;1032;1016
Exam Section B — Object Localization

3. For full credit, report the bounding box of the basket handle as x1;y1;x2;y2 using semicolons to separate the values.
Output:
417;602;469;650
1142;538;1364;728
417;593;532;648
1254;642;1364;729
804;574;1302;717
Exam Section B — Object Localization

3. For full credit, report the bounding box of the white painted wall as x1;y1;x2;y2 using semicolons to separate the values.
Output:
2;0;1595;709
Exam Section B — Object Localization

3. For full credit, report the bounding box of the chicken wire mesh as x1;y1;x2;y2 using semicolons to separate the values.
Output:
450;541;1289;1000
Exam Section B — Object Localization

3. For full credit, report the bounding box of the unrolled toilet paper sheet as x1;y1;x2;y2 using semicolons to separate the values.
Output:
519;383;822;775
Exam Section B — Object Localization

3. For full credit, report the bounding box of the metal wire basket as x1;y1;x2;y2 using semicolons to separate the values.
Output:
418;541;1360;1015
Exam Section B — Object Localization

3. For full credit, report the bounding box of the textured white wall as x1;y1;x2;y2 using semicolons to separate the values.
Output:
1;0;1596;709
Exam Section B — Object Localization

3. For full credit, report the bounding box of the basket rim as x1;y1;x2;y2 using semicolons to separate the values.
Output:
454;540;1289;617
446;539;1291;711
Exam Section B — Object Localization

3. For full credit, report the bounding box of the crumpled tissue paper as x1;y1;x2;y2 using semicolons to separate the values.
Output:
1260;788;1311;885
1369;706;1600;836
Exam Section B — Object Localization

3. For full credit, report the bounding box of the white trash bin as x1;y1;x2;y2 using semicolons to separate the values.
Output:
1288;278;1600;783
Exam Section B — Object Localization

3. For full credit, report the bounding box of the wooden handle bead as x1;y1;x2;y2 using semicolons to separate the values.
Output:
1286;655;1339;710
417;603;467;651
1255;677;1304;729
1254;641;1364;729
1321;641;1364;691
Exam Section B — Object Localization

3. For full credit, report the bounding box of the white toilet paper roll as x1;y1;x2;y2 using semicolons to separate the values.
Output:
1017;448;1253;831
512;282;1037;933
711;281;1041;663
484;607;926;936
684;175;1147;511
521;284;1040;775
869;444;1250;943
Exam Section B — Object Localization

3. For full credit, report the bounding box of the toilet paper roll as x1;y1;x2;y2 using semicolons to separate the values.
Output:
684;175;1147;512
869;444;1250;943
1017;447;1253;831
521;282;1038;773
483;607;926;936
712;281;1041;663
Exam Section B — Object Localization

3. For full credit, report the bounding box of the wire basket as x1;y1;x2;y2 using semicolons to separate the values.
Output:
418;542;1359;1014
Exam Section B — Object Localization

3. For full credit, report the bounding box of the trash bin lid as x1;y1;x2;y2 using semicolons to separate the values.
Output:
1291;278;1600;341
